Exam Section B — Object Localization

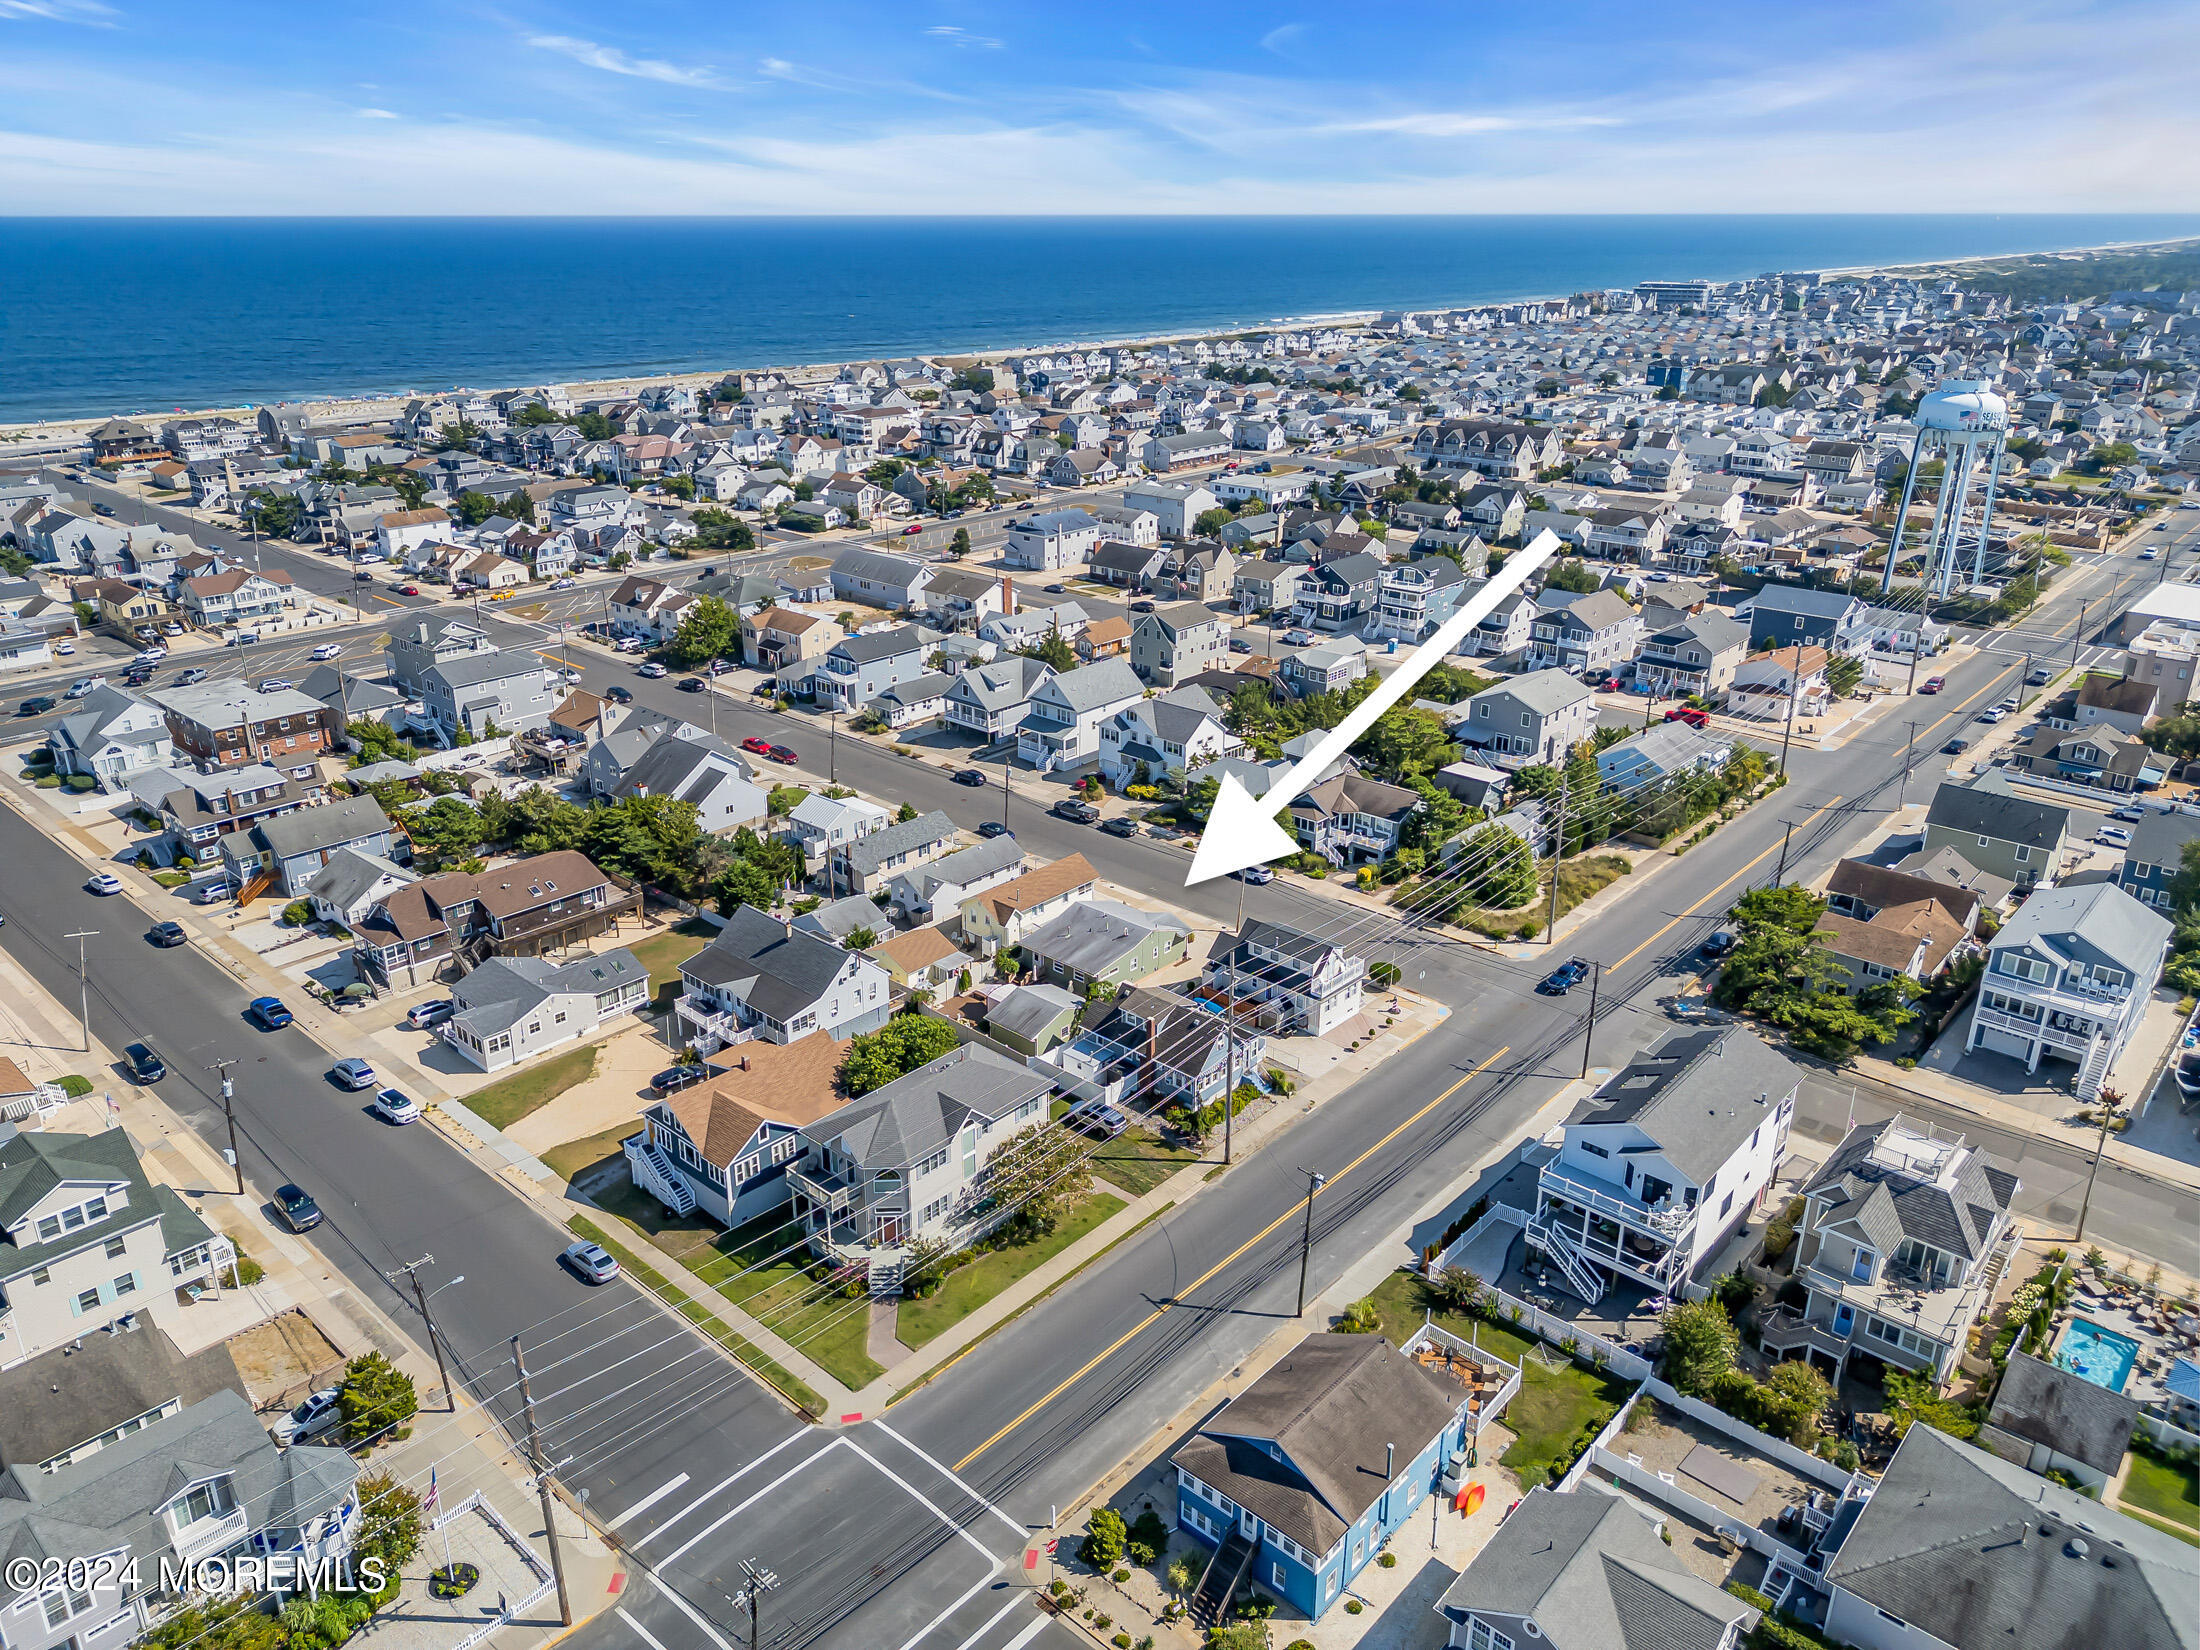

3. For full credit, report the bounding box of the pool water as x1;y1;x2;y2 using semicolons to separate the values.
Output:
2054;1317;2141;1393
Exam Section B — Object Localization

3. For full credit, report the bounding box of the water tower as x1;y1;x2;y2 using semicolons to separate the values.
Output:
1879;379;2011;600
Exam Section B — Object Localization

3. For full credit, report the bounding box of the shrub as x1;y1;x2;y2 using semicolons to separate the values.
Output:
337;1351;417;1443
1376;1550;1397;1568
33;774;60;788
1112;1568;1130;1583
1130;1507;1169;1556
1338;1298;1381;1334
1114;1637;1132;1649
1344;1599;1364;1614
64;774;96;792
1079;1507;1126;1569
281;899;315;927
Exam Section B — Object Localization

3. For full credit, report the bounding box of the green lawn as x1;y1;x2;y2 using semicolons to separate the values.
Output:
1365;1268;1541;1368
628;918;719;1008
682;1217;886;1392
540;1123;640;1185
898;1193;1126;1350
2122;1447;2200;1537
1085;1130;1199;1197
1500;1361;1630;1489
462;1044;598;1132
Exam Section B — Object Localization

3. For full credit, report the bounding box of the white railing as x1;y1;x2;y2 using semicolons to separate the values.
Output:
1640;1376;1858;1491
1540;1161;1697;1239
787;1164;854;1215
1974;1004;2093;1054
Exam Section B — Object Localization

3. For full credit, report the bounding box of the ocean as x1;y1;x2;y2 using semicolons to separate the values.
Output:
4;214;2197;424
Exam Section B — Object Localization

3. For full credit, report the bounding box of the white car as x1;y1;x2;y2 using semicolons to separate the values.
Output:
637;661;668;678
368;1086;422;1125
310;643;343;661
2140;548;2159;561
53;640;74;655
85;871;122;895
272;1387;344;1445
1979;707;2007;724
2096;825;2134;848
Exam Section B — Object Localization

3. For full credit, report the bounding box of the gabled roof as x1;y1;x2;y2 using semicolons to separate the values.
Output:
1827;858;1985;927
970;854;1097;922
1569;1026;1799;1182
1474;668;1595;717
655;1036;850;1168
1989;879;2172;982
1802;1118;2016;1263
843;810;958;877
1986;1352;2140;1477
811;1044;1051;1169
682;906;856;1021
1925;781;2070;850
1041;658;1145;712
253;794;390;860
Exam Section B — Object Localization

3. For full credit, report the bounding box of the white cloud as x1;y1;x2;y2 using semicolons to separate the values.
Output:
526;34;719;87
1257;22;1304;56
356;107;397;119
0;0;113;22
924;25;1002;49
1323;111;1623;137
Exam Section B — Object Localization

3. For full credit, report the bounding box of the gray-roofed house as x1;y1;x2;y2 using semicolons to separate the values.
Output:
673;904;892;1053
945;656;1055;741
218;792;395;898
791;1045;1055;1292
1739;584;1868;653
0;1125;235;1368
1289;551;1385;634
985;982;1083;1057
607;729;766;834
442;948;650;1071
1019;898;1190;992
1819;1422;2192;1650
1964;879;2171;1096
1129;601;1227;688
867;669;955;731
1532;1027;1798;1304
1527;586;1642;676
1760;1117;2019;1384
1980;1351;2140;1490
1460;670;1599;768
791;893;891;945
1592;720;1735;790
301;846;417;928
889;833;1026;922
416;648;556;742
804;624;933;714
1435;1486;1757;1650
833;809;959;895
0;1320;248;1477
45;686;176;793
2116;809;2200;911
1921;781;2071;890
1017;659;1146;772
1635;608;1750;699
299;664;408;731
1173;1334;1480;1622
1288;773;1423;866
1202;918;1367;1035
1099;684;1241;788
827;547;935;612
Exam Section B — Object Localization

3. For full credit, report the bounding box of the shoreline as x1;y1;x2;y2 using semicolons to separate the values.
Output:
5;232;2191;449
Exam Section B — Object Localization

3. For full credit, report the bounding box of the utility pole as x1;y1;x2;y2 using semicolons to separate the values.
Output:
828;707;839;784
731;1559;779;1650
207;1058;245;1195
1774;819;1796;885
1294;1170;1325;1318
1578;960;1603;1080
2069;599;2091;675
1778;651;1801;777
1225;882;1246;1168
510;1338;573;1627
1898;720;1920;808
2074;1087;2123;1246
1544;772;1568;943
1000;754;1012;827
393;1256;456;1412
62;930;97;1053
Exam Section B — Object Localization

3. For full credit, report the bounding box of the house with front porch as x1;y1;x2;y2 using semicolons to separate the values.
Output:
834;810;959;895
945;656;1054;742
176;569;296;631
349;850;641;987
1728;645;1830;723
805;625;933;713
785;791;891;862
1201;919;1366;1035
1232;559;1306;616
442;949;651;1073
742;606;842;674
1758;1117;2019;1386
1099;684;1240;788
1017;659;1145;773
957;854;1098;958
673;904;894;1053
1369;556;1468;643
2004;724;2164;795
1526;587;1641;676
623;1035;849;1228
46;687;176;793
1287;774;1421;866
889;834;1026;921
1634;609;1749;700
1289;552;1384;635
1530;1026;1798;1305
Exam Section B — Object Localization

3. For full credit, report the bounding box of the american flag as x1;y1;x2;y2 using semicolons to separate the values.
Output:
422;1466;439;1514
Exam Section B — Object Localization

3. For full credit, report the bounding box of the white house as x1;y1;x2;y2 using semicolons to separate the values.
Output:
1016;658;1145;772
1003;509;1103;571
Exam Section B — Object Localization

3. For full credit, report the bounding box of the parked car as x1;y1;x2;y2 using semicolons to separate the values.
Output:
1920;676;1945;694
124;1041;167;1083
85;871;122;895
1942;738;1969;754
353;569;376;582
1098;816;1139;839
192;881;230;905
148;920;187;947
175;666;209;685
953;768;989;788
160;621;185;636
1535;958;1591;996
740;736;775;756
604;685;634;704
52;640;73;655
562;1241;620;1284
65;676;105;699
976;820;1013;839
1229;637;1252;653
248;995;294;1029
1283;629;1313;646
2026;666;2054;685
330;1057;376;1091
406;999;454;1029
1044;583;1067;594
272;1183;322;1233
2109;804;2147;822
369;1087;421;1125
1664;705;1709;729
272;1387;344;1445
1978;707;2007;724
764;744;797;765
1233;865;1275;885
650;1065;708;1096
396;584;420;596
705;658;737;676
2096;825;2134;848
1064;1099;1129;1139
1052;799;1101;824
1700;930;1736;960
678;676;705;692
257;678;292;693
1130;600;1157;613
310;643;343;661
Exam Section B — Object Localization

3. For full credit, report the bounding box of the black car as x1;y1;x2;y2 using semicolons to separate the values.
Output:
1700;929;1737;960
124;667;156;687
272;1183;323;1233
604;685;634;704
678;676;705;693
1098;816;1139;838
1942;738;1968;755
976;820;1013;839
1130;600;1157;613
1535;958;1591;996
650;1065;709;1096
17;696;56;716
123;1041;166;1083
148;920;187;947
952;768;990;788
1052;799;1101;824
1044;584;1067;594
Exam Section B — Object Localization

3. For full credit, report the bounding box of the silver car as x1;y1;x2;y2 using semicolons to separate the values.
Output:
561;1241;620;1284
272;1386;344;1445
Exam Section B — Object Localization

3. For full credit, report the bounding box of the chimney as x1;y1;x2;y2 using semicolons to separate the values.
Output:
999;575;1016;617
739;1055;750;1072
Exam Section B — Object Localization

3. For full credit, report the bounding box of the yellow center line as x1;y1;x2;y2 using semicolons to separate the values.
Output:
951;1044;1514;1473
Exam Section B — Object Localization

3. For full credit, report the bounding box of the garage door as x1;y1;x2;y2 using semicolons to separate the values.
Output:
1978;1027;2034;1063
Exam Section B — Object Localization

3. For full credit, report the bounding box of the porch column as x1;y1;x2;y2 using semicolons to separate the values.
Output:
2027;1037;2042;1075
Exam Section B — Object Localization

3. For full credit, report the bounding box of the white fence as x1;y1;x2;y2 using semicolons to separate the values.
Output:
1408;1319;1525;1440
2139;1412;2200;1453
1642;1377;1857;1493
1559;1379;1648;1493
434;1490;556;1650
1429;1204;1657;1384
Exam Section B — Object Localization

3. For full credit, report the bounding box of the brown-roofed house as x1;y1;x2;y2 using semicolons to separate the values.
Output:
867;925;971;992
0;1057;44;1124
630;1036;850;1225
351;849;642;986
1079;615;1133;660
1825;858;1986;933
957;854;1099;957
1813;898;1972;994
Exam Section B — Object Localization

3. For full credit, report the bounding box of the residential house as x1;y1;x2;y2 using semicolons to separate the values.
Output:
1581;505;1671;564
605;574;689;641
2005;723;2164;795
1921;781;2071;890
1436;1488;1756;1650
1818;1421;2191;1650
956;854;1098;957
149;681;337;777
82;577;179;641
217;793;394;900
442;948;650;1072
1089;539;1171;590
1979;1351;2140;1493
1130;602;1228;688
828;548;934;612
175;569;296;632
2065;672;2159;737
1278;639;1369;702
1020;899;1190;992
1047;449;1120;489
154;766;323;855
300;847;416;929
1177;1335;1481;1623
416;649;556;741
1288;774;1421;866
1413;418;1565;479
1201;919;1366;1035
784;791;891;863
1121;480;1219;539
792;894;893;946
1141;431;1230;473
1232;559;1307;616
1369;557;1468;643
922;569;1013;635
1739;585;1868;652
609;730;767;833
1003;509;1103;571
889;834;1027;922
1527;587;1641;676
806;626;932;714
1460;671;1598;768
1289;552;1385;634
834;810;959;896
374;506;453;560
1531;1026;1798;1304
1099;685;1240;788
1592;720;1734;791
984;983;1083;1058
45;687;175;792
789;1045;1055;1292
1079;614;1133;661
2116;810;2200;910
1729;645;1831;723
383;615;495;695
1017;659;1145;773
350;850;640;987
867;927;972;995
944;656;1054;743
1159;544;1235;604
1634;609;1750;699
1813;895;1973;997
673;904;894;1052
742;606;842;674
1965;880;2171;1095
624;1035;848;1227
1464;584;1536;657
1826;857;1988;934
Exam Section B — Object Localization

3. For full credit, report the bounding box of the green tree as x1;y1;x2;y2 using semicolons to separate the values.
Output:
1360;706;1455;781
351;1468;425;1587
667;594;741;667
949;527;971;558
437;419;483;452
239;490;304;539
1079;1506;1126;1568
1458;823;1538;910
452;489;498;527
1543;558;1602;594
840;1014;961;1096
981;1118;1094;1237
1193;507;1233;537
896;802;919;822
501;488;537;524
767;783;809;817
714;859;777;916
1825;654;1864;697
404;796;487;867
1659;1297;1739;1397
950;365;996;394
514;402;562;427
690;506;755;551
337;1351;417;1443
480;787;587;855
659;473;696;500
574;410;615;441
1019;630;1078;672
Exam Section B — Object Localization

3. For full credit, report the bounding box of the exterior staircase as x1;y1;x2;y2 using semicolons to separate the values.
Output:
1529;1218;1608;1306
866;1255;905;1297
2076;1038;2113;1104
235;867;276;905
623;1134;697;1216
1188;1531;1255;1631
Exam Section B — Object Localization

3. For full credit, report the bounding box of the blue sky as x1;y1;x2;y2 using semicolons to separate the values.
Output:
2;1;2195;214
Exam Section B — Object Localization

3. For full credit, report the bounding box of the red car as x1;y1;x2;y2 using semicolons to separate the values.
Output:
902;523;924;536
397;584;420;596
765;744;797;765
1920;676;1945;694
1664;705;1709;729
739;736;774;756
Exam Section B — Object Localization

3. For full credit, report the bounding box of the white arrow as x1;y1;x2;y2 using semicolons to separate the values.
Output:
1185;528;1563;886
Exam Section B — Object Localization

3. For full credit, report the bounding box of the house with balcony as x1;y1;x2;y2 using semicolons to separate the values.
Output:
623;1034;850;1228
1099;685;1240;789
1459;671;1598;769
2115;810;2200;911
350;850;640;987
154;765;325;855
1759;1117;2019;1384
176;568;297;632
1531;1026;1798;1305
1130;602;1227;688
2005;723;2164;795
945;657;1054;742
1368;556;1468;643
1201;918;1366;1035
1289;552;1384;635
789;1045;1055;1295
1286;773;1422;867
674;904;893;1053
889;834;1027;921
1412;418;1564;480
1922;780;2071;891
1232;559;1306;616
956;854;1097;957
1634;609;1749;699
1963;880;2171;1098
46;686;176;794
1279;639;1369;701
1003;508;1103;571
804;625;934;714
742;606;842;674
150;681;338;777
1527;588;1641;677
442;947;650;1072
785;791;891;863
1728;645;1831;723
1062;984;1264;1108
1016;659;1144;773
833;809;959;896
1175;1334;1477;1625
1019;899;1190;993
216;793;395;901
0;1126;237;1371
416;649;558;742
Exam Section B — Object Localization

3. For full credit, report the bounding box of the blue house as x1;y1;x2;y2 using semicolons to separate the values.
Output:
1171;1335;1471;1621
1737;585;1866;652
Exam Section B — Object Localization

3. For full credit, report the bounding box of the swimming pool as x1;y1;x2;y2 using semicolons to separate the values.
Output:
2054;1317;2141;1393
